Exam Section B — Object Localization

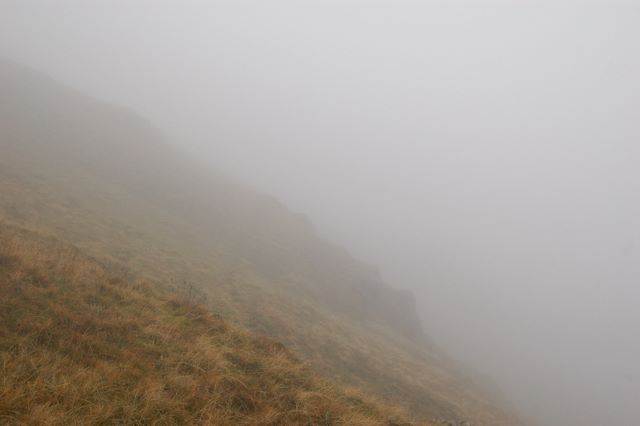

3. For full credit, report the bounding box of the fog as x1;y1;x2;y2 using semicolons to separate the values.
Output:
2;1;639;425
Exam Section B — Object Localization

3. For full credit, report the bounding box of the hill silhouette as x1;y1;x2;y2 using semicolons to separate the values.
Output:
0;60;520;425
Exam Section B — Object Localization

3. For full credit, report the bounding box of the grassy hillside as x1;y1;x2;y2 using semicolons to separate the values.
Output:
0;60;520;425
0;222;429;425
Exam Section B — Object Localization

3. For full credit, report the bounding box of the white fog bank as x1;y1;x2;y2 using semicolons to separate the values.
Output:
2;2;639;425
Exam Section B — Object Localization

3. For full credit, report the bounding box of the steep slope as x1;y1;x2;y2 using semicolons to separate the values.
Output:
0;222;428;425
0;60;520;425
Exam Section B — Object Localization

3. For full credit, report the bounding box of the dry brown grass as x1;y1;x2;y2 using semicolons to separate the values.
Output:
0;62;523;425
0;222;431;426
0;152;516;425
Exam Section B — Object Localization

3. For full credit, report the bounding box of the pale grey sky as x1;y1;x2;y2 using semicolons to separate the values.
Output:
2;2;639;425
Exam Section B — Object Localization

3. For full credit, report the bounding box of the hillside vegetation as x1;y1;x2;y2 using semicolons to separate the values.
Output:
0;222;429;425
0;60;520;425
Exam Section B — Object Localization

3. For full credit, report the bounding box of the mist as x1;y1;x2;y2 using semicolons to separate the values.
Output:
2;1;639;425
